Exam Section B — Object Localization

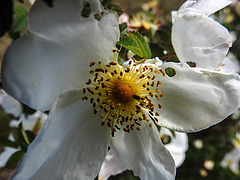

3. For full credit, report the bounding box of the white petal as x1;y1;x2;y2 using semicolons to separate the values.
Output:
170;152;186;168
0;90;22;117
179;0;232;16
160;128;188;167
217;53;240;73
98;150;126;180
153;62;240;132
12;90;110;180
110;121;176;180
2;0;119;111
172;8;232;70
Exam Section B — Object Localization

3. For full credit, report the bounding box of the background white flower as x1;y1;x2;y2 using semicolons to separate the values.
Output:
171;0;232;70
221;133;240;175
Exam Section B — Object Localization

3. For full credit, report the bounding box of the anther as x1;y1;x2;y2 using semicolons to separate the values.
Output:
155;89;161;93
82;96;88;100
133;94;141;100
89;62;95;67
160;69;165;76
110;104;115;110
157;81;162;86
105;91;109;96
95;68;104;73
109;62;117;65
125;68;130;73
97;98;100;103
112;49;120;53
86;79;91;85
104;108;108;113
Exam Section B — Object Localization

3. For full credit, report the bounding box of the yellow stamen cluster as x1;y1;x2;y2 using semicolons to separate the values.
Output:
82;56;164;136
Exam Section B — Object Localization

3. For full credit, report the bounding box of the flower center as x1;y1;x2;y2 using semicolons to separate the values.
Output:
113;83;134;102
82;54;165;136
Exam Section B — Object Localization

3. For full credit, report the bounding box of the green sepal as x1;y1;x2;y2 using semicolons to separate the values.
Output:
6;150;25;169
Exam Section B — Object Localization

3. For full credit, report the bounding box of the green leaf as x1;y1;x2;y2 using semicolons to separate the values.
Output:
129;32;151;59
117;31;151;59
118;35;143;57
0;139;18;149
6;150;25;169
12;4;28;32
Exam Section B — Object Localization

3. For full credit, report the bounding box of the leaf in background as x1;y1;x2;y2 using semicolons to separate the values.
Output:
101;0;114;6
6;150;25;169
106;3;123;16
0;0;13;37
42;0;54;7
119;22;127;33
12;4;28;32
0;139;18;149
117;31;151;59
13;123;28;152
